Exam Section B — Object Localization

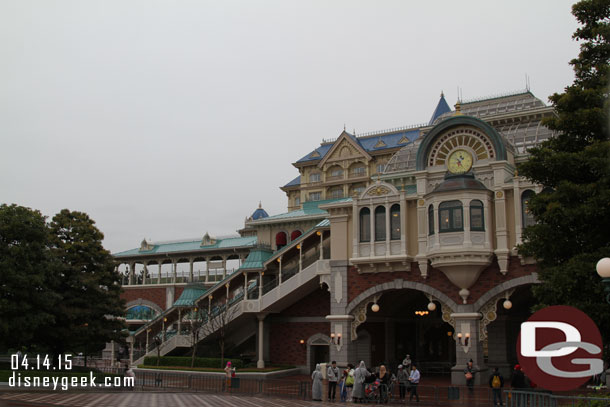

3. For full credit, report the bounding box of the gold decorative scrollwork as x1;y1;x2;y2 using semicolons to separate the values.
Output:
351;294;381;340
479;289;514;341
366;186;390;197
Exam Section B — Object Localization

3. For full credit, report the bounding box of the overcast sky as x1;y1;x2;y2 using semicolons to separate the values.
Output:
1;1;579;253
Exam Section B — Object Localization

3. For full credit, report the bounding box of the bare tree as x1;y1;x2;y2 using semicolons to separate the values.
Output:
186;307;206;368
199;299;241;367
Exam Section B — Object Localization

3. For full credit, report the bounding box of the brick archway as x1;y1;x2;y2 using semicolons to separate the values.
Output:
473;274;539;312
346;279;460;315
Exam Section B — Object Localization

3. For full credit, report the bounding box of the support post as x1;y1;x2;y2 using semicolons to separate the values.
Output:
257;314;266;368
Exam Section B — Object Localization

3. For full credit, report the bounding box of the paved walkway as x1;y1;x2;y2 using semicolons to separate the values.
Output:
1;392;323;407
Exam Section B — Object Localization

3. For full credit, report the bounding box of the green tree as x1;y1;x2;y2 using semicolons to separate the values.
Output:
44;209;126;362
0;204;59;352
518;0;610;342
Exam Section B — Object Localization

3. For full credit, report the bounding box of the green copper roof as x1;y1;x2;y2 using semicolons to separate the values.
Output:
239;249;274;270
173;283;208;307
249;198;351;223
113;235;257;258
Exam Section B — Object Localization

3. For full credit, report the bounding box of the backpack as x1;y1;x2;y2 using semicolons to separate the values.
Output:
346;371;354;386
492;374;501;388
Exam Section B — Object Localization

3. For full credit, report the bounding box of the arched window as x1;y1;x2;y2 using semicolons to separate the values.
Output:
328;186;344;199
276;232;287;249
375;206;386;241
428;205;434;235
126;305;158;321
359;208;370;242
470;200;484;231
522;190;536;227
439;201;463;232
390;204;401;240
290;230;302;241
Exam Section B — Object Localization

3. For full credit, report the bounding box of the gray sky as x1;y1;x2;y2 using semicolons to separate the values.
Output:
0;1;579;253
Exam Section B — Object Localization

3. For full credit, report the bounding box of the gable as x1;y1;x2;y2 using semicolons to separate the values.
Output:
318;131;372;168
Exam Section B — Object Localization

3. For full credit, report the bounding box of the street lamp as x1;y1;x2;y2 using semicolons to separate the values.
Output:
596;257;610;304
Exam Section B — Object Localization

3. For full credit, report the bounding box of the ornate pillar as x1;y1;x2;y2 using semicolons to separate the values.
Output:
450;312;488;385
369;205;375;255
400;194;407;255
494;190;509;274
513;177;522;247
484;199;493;249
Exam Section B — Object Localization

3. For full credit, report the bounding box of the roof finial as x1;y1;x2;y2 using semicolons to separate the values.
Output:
440;90;444;98
344;123;346;131
454;102;463;116
258;201;262;209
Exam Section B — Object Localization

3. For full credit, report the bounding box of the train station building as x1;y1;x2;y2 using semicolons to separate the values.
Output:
113;89;555;384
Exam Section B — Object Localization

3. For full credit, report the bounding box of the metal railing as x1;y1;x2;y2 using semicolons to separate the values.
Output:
134;371;311;400
506;389;610;407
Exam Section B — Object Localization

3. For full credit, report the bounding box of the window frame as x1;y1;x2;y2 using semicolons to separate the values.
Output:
469;200;484;231
390;204;400;240
438;200;464;233
309;173;321;183
359;207;371;242
374;205;386;241
309;191;321;202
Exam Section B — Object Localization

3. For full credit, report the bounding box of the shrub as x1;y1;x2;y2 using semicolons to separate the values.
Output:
142;356;243;369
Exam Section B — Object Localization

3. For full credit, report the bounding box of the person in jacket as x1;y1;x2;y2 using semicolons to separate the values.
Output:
224;361;234;390
488;367;505;406
402;354;412;371
327;360;339;402
511;364;526;389
311;364;323;401
408;363;420;402
344;363;355;402
378;365;390;403
464;359;475;394
397;364;409;400
352;361;371;403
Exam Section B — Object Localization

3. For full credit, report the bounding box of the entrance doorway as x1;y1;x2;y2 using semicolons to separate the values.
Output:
353;289;455;376
310;345;330;373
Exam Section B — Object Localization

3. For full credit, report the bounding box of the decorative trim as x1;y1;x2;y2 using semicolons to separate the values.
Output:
478;289;514;342
350;294;381;341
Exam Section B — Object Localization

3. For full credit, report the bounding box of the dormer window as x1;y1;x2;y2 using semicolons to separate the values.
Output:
309;173;321;183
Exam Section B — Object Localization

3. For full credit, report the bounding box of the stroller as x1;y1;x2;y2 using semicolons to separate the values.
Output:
363;379;381;403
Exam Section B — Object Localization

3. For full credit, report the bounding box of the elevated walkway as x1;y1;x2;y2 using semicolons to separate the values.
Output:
129;222;331;366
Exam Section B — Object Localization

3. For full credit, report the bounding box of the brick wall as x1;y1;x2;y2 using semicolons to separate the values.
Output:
348;256;536;305
269;322;330;366
120;286;185;310
279;287;330;317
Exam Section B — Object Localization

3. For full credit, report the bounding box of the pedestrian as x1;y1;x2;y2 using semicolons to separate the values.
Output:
408;363;420;402
378;365;390;403
312;364;323;401
124;366;135;390
489;367;504;406
511;364;525;389
397;364;409;400
352;361;371;403
344;363;355;402
464;359;475;394
339;369;347;402
327;360;339;401
402;354;412;371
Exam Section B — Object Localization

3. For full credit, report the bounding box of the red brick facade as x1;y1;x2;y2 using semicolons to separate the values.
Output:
280;288;330;317
269;322;330;366
348;256;537;305
121;286;185;310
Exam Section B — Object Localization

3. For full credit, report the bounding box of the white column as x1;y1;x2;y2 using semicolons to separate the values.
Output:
484;199;492;249
205;257;210;283
385;203;391;254
258;271;263;299
400;196;407;255
257;314;266;368
463;199;472;247
222;257;227;279
369;205;375;255
319;231;324;260
353;201;359;257
189;259;194;282
129;263;135;285
158;263;162;284
433;201;440;248
513;179;522;246
172;261;177;283
244;272;248;300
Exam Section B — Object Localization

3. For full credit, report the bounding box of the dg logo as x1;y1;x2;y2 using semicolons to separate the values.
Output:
517;305;604;391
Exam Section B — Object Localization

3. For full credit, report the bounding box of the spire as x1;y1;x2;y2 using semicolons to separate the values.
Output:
428;92;452;125
258;201;262;209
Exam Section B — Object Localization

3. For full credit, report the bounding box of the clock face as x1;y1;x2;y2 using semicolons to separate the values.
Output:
447;149;473;174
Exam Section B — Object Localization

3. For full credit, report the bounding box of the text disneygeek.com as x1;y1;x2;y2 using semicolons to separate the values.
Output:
9;371;135;391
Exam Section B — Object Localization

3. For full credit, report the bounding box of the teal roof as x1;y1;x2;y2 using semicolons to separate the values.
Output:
173;284;208;307
248;198;351;223
113;235;257;258
239;249;273;270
